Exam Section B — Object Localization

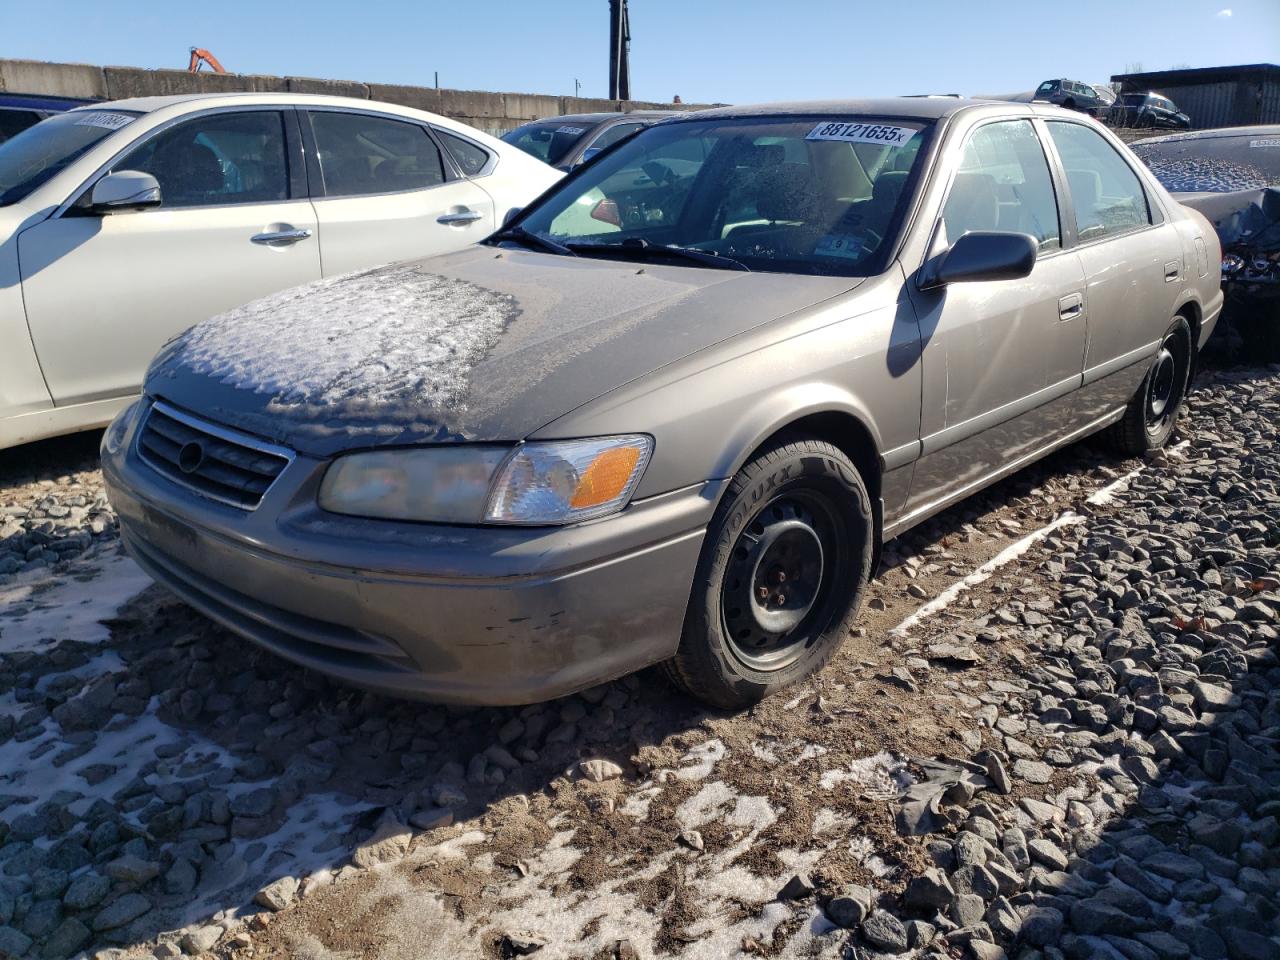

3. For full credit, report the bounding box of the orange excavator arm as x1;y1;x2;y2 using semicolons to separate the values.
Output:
187;47;227;74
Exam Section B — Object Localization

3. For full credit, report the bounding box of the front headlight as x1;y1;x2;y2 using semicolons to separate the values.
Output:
319;446;511;523
486;436;652;524
318;435;652;525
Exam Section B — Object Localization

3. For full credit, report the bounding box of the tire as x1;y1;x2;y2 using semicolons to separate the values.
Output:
1104;316;1192;456
665;436;873;710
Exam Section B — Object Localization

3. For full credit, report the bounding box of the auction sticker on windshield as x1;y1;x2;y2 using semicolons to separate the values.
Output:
556;126;587;135
806;122;916;146
74;111;134;131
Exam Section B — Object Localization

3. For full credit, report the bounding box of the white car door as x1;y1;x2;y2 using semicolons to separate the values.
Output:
303;108;495;275
18;107;322;406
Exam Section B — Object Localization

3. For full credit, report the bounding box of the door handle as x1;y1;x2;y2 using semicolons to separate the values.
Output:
1057;293;1084;321
437;209;484;226
251;228;313;246
1165;260;1181;282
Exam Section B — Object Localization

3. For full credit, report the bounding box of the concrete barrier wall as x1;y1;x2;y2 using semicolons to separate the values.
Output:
0;57;710;135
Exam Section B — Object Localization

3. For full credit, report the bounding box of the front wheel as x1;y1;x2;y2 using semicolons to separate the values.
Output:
1104;316;1192;456
665;437;873;710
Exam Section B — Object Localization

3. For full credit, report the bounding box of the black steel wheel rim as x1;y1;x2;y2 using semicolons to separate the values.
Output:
721;490;844;671
1145;332;1183;436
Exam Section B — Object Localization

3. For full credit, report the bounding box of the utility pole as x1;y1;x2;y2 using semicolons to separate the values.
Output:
574;78;581;98
608;0;631;101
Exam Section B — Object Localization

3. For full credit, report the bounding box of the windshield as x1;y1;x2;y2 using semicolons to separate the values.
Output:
501;120;594;166
0;108;140;207
506;116;930;276
1133;134;1280;193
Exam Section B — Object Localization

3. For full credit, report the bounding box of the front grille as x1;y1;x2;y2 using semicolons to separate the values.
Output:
137;401;292;510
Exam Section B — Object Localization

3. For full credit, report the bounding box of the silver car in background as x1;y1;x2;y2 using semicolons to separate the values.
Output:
103;98;1222;709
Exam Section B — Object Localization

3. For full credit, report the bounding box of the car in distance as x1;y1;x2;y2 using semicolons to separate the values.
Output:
0;91;94;145
0;92;561;450
103;98;1222;709
1033;79;1111;117
1113;92;1191;130
1133;126;1280;357
501;111;682;170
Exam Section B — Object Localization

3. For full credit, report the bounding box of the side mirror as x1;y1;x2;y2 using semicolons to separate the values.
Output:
501;206;522;226
922;231;1037;289
90;171;161;214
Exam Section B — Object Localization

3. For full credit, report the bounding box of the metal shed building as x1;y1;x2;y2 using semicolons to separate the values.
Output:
1110;63;1280;129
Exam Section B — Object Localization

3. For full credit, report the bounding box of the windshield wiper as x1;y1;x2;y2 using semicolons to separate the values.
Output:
568;238;751;272
489;226;577;257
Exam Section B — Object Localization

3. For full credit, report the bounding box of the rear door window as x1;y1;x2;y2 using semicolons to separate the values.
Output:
310;111;447;197
436;130;491;177
113;110;289;208
1046;121;1151;241
943;119;1061;250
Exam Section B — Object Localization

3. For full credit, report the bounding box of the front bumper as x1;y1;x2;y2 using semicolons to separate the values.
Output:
102;402;718;705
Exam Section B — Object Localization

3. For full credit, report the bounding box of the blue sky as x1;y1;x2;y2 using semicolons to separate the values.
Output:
3;1;1278;105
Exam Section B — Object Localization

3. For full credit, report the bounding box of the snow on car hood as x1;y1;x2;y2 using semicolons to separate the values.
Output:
146;247;858;457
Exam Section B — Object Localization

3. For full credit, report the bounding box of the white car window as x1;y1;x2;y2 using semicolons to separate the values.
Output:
114;111;289;209
310;112;446;197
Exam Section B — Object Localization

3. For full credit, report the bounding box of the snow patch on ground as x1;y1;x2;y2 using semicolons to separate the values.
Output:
674;738;726;781
0;550;152;653
819;751;912;798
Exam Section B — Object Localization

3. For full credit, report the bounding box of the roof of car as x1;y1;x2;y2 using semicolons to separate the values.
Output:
1136;124;1280;145
69;91;438;113
521;110;684;124
676;97;1043;122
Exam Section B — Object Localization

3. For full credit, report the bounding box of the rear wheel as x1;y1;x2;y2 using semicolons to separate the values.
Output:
1105;316;1192;456
665;437;872;710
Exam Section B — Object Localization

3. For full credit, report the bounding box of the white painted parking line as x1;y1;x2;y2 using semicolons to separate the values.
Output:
888;442;1188;637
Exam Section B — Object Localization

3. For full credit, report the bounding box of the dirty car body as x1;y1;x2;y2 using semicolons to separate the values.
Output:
1133;127;1280;355
104;99;1222;706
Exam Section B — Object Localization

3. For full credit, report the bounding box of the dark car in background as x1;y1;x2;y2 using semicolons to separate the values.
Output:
501;110;681;170
1134;126;1280;358
1113;92;1191;130
1033;79;1111;116
0;92;93;144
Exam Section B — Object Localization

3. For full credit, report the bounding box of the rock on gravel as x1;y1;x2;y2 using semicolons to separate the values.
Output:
92;893;152;931
352;816;413;868
254;876;300;912
579;758;624;781
861;909;908;953
179;924;223;954
825;884;871;928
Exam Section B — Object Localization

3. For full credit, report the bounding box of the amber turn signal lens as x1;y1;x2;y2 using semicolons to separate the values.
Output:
570;445;642;508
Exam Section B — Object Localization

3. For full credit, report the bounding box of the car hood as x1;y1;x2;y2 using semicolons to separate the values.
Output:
146;246;859;457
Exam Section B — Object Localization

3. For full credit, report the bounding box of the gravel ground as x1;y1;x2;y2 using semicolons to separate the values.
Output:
0;365;1276;960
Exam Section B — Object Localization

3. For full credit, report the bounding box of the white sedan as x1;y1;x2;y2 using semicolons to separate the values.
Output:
0;93;562;449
